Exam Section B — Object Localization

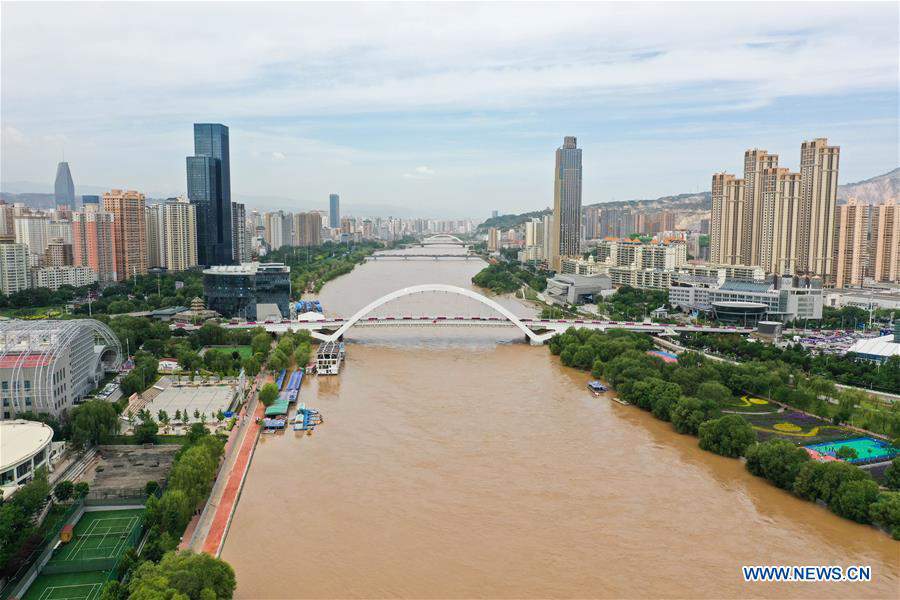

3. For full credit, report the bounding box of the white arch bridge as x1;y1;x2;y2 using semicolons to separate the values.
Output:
420;234;468;246
202;284;755;345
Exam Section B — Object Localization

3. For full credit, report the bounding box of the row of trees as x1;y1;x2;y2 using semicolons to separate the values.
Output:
267;240;381;294
679;332;900;394
471;262;548;294
97;425;234;600
746;441;900;537
0;469;50;576
550;328;900;537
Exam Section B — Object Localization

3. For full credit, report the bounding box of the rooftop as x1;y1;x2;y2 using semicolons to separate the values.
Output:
0;420;54;471
846;335;900;359
203;262;290;276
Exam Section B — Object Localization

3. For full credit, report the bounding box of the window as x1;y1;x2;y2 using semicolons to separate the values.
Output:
16;463;30;479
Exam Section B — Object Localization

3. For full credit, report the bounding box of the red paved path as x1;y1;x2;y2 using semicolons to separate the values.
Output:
202;391;265;556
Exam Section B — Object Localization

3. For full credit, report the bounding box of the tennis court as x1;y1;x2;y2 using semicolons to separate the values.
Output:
22;570;108;600
49;509;143;563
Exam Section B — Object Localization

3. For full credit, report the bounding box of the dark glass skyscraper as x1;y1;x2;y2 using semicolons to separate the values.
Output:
329;193;340;229
54;162;75;209
187;123;233;265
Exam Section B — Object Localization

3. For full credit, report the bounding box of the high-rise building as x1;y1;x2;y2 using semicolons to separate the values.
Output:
231;202;251;262
102;189;147;280
582;205;601;240
487;227;500;252
0;241;29;294
832;198;870;289
329;194;340;229
146;204;166;269
549;136;582;271
43;238;73;267
264;211;292;251
871;198;899;283
54;162;76;210
797;138;840;278
0;203;14;241
709;173;745;265
294;212;323;246
14;214;50;258
759;167;801;275
187;123;233;266
72;204;117;283
162;198;198;273
710;138;839;281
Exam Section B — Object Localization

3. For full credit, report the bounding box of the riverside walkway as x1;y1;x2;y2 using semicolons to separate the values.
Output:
184;374;267;556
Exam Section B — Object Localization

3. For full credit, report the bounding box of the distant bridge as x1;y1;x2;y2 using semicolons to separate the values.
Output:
366;253;477;260
179;285;755;345
420;234;468;246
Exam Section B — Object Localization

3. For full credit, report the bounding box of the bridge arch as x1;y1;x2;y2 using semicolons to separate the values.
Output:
323;284;538;342
421;234;466;244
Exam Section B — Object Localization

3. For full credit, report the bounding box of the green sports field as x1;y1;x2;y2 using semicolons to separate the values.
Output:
22;571;108;600
204;345;254;359
47;509;144;564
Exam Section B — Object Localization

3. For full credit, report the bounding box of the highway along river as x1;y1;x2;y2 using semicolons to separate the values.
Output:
221;246;899;599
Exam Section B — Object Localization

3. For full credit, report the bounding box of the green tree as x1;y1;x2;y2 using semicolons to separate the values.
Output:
670;396;718;436
54;480;75;502
70;399;118;448
147;488;195;534
74;481;90;498
258;382;280;407
744;440;810;490
695;381;732;406
882;457;900;491
134;417;159;444
128;550;236;600
869;492;900;539
835;446;858;461
251;332;273;356
830;479;880;523
241;356;260;377
698;415;756;458
145;480;160;496
793;461;871;505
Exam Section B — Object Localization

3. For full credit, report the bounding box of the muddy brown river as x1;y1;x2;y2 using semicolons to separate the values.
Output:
222;246;899;598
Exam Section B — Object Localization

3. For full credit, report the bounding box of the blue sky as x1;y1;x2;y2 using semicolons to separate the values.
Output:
2;2;898;218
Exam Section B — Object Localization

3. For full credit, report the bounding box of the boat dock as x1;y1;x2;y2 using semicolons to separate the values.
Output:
292;403;323;431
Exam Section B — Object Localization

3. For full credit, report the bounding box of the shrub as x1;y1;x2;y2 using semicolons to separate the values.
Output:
698;415;756;458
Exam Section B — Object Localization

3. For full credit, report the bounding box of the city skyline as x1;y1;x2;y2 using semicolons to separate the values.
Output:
2;3;898;217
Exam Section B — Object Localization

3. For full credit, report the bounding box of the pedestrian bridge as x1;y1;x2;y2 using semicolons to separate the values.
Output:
194;284;755;345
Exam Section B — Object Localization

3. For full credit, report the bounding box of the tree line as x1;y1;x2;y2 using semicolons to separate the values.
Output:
550;328;900;537
679;332;900;395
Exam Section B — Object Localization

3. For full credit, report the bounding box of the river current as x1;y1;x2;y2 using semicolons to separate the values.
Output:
222;246;899;599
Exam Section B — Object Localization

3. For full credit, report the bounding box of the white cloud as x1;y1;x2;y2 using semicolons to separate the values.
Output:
0;3;896;215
